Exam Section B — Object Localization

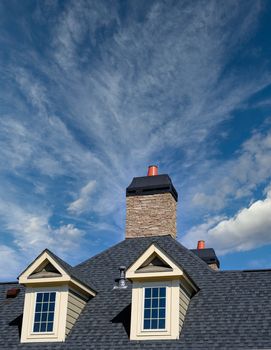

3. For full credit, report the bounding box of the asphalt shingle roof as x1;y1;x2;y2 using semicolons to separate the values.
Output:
1;235;271;349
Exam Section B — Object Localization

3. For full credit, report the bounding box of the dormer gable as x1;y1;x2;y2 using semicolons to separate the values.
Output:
19;249;96;295
18;249;96;343
19;250;71;285
127;243;196;285
126;243;198;340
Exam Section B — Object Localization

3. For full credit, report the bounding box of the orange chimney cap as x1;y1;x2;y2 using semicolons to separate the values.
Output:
197;240;205;249
147;165;158;176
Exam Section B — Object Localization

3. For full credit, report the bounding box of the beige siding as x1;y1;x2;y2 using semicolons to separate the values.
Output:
65;289;87;336
179;283;191;332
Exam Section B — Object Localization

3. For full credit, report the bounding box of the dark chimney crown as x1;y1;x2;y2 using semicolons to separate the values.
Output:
191;248;220;269
126;174;178;201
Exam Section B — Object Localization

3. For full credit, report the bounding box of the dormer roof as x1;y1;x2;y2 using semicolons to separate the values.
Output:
18;248;96;297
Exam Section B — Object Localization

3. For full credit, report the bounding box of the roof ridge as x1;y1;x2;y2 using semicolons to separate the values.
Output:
217;268;271;273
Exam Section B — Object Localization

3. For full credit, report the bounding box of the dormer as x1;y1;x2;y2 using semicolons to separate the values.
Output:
18;249;96;343
126;243;198;340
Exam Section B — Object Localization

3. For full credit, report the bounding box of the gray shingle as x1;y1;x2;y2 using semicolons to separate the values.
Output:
1;235;271;349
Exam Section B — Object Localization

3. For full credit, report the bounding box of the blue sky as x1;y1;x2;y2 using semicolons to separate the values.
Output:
1;0;271;280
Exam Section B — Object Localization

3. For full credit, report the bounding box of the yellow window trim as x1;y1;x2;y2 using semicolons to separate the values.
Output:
21;285;68;343
130;280;180;340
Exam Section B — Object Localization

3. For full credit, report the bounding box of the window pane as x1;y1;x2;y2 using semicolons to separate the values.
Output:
48;312;54;322
145;288;151;298
159;319;165;329
34;313;41;322
159;298;166;308
159;308;165;318
152;309;158;318
35;303;42;312
151;319;158;329
33;323;40;332
49;293;56;302
49;303;55;312
42;303;48;312
40;323;46;332
43;293;49;302
160;287;166;298
152;288;158;298
47;322;53;332
144;309;151;318
144;298;151;308
36;293;43;302
152;298;158;308
144;320;150;329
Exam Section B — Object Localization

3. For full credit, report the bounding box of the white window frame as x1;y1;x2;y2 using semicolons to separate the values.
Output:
142;286;167;331
32;291;56;334
130;280;180;340
21;285;68;343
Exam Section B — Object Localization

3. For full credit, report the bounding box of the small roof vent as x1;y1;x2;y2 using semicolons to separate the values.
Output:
6;288;20;299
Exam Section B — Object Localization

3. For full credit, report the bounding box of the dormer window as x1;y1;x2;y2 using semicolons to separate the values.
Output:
143;287;166;330
33;292;56;333
18;249;96;343
126;243;198;340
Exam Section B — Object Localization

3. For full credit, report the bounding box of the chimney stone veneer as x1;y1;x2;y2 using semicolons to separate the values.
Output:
126;193;177;239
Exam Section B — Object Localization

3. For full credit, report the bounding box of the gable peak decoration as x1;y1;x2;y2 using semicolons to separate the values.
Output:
137;253;172;273
29;260;62;279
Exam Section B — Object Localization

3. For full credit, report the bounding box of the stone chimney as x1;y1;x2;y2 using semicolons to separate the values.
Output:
125;165;178;239
191;240;220;270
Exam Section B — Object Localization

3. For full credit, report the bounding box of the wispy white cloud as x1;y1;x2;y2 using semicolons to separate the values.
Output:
0;0;271;279
68;180;96;214
190;130;271;212
0;245;24;280
0;199;85;255
53;1;118;70
14;68;49;116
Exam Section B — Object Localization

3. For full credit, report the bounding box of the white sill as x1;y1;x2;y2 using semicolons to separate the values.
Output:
141;328;167;332
30;332;55;335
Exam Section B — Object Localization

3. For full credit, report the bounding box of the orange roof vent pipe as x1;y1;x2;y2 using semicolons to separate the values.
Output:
197;240;205;250
147;165;158;176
